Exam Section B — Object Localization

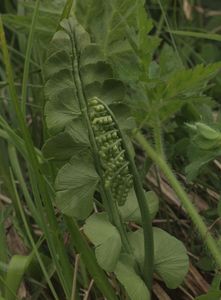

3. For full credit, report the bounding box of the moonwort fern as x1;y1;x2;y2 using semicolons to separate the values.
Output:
43;14;189;299
43;16;153;295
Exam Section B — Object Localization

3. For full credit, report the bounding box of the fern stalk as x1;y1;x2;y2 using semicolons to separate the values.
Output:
98;99;154;290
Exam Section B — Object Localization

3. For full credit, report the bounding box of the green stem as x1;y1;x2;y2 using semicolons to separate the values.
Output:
98;99;154;289
134;130;221;269
153;116;165;159
121;135;154;289
153;118;171;228
101;189;132;254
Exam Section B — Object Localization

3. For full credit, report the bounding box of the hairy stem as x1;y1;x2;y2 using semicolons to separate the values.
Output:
153;116;165;159
134;130;221;269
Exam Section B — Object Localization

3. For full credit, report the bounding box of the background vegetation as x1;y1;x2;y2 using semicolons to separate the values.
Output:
0;0;221;299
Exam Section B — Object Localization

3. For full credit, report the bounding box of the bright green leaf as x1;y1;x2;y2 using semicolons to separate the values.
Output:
114;254;150;300
153;228;189;289
83;213;122;271
74;0;148;80
211;273;221;291
195;290;221;300
100;79;125;105
42;132;84;161
5;254;32;300
44;71;81;134
128;228;189;289
55;152;99;219
42;118;89;161
119;189;159;224
196;123;221;140
165;63;221;99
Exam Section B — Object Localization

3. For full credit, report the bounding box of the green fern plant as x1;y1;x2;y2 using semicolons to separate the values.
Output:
42;15;189;299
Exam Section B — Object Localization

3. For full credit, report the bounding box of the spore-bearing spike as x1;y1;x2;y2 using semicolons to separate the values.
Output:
88;97;133;206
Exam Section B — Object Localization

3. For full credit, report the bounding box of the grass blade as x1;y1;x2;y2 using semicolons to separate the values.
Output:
0;208;9;282
21;0;40;115
0;16;73;297
9;169;59;300
168;30;221;42
5;254;32;300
